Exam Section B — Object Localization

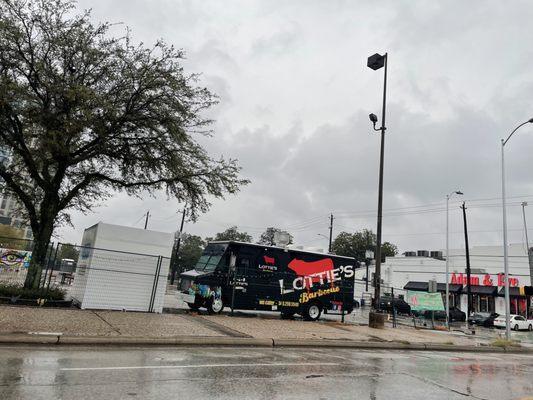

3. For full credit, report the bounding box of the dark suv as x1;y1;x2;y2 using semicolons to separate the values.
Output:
379;297;411;315
424;306;466;322
468;312;499;327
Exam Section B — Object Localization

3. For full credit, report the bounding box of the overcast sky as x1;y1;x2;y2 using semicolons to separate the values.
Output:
58;0;533;254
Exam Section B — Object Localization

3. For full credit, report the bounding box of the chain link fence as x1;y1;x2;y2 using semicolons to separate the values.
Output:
0;238;170;312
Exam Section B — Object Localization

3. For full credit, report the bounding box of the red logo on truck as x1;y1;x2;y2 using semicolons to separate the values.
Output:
288;258;334;289
263;256;275;265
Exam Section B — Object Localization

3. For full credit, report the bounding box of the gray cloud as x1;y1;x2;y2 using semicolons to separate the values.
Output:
58;0;533;255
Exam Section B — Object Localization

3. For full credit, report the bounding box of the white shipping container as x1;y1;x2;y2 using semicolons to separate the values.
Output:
71;222;173;313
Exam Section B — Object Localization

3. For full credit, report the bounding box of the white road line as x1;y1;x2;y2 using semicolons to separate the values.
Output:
60;362;339;372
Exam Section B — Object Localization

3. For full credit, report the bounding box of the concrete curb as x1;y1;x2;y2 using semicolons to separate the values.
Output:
0;334;530;353
0;334;59;345
57;335;273;347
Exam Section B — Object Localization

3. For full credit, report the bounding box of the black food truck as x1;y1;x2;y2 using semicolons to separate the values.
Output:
178;241;358;321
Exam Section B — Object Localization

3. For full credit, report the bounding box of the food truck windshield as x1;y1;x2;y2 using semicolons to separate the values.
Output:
194;243;228;272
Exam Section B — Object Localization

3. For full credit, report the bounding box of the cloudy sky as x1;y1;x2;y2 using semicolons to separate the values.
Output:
58;0;533;254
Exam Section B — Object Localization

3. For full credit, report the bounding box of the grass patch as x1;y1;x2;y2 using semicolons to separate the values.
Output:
491;338;521;348
0;282;66;301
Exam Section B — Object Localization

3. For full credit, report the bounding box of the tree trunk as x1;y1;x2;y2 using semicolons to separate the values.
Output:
24;218;55;290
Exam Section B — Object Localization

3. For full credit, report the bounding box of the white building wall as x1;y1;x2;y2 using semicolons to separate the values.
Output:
71;222;173;313
358;244;532;316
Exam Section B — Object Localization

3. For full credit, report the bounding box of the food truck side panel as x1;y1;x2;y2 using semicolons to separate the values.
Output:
179;242;357;319
207;242;355;315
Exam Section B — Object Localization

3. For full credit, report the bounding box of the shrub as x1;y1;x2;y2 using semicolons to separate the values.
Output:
0;283;66;301
491;338;520;348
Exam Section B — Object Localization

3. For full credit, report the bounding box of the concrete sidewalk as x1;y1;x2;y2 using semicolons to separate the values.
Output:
0;305;521;352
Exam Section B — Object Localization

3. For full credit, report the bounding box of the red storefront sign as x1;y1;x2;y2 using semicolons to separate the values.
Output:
450;272;519;287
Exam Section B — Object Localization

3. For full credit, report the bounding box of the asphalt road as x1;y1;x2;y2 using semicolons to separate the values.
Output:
0;346;531;400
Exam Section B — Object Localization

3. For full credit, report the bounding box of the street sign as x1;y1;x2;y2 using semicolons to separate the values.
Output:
428;279;437;293
406;291;444;311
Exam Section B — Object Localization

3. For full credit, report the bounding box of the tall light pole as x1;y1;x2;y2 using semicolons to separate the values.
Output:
521;202;529;252
501;118;533;340
445;190;463;329
522;202;533;287
367;52;388;311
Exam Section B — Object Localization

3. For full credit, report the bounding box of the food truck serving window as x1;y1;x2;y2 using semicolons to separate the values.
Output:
195;244;228;272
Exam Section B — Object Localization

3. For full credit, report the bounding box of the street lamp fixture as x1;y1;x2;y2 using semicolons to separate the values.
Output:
445;190;463;330
501;117;533;340
367;52;388;314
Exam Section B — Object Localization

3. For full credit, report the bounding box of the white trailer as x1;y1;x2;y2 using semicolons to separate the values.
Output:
71;222;173;313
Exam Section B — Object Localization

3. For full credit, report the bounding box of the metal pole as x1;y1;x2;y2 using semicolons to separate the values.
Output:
373;53;387;310
365;261;369;292
501;140;511;339
341;280;345;323
391;286;396;328
144;211;150;230
522;202;529;252
328;213;333;253
46;243;60;291
445;195;450;330
170;206;187;285
461;202;472;320
524;202;533;288
230;267;237;316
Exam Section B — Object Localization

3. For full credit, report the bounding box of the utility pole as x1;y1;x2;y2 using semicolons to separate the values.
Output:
522;202;533;286
143;211;150;229
461;202;472;320
328;213;334;253
446;191;463;330
170;205;187;285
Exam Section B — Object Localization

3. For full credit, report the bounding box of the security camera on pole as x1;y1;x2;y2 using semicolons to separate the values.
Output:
367;52;388;328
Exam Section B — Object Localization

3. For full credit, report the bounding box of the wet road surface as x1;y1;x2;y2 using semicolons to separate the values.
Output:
0;345;531;400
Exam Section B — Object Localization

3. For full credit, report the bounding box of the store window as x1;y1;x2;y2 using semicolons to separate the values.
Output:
471;295;495;313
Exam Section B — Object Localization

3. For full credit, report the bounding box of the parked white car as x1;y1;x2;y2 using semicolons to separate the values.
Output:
493;315;533;331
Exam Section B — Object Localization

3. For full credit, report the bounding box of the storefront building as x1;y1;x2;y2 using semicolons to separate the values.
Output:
370;244;532;318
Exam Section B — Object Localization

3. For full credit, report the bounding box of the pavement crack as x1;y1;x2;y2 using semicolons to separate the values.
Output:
91;311;122;335
180;314;251;338
394;372;490;400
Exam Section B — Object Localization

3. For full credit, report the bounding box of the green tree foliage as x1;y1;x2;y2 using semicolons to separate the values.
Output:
0;0;248;288
257;227;294;246
210;226;252;243
57;243;79;261
171;233;205;274
331;229;398;262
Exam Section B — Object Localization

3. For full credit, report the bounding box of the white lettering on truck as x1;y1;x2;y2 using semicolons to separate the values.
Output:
279;265;354;295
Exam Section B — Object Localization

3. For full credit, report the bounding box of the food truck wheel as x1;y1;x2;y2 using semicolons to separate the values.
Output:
207;297;224;314
303;301;322;321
